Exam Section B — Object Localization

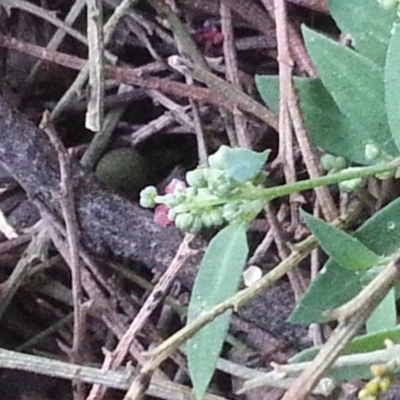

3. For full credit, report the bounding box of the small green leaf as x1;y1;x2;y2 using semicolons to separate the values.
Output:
301;210;381;272
366;288;396;333
290;197;400;324
256;76;371;164
187;223;248;400
288;263;362;324
302;25;397;157
385;23;400;153
328;0;397;67
222;148;270;183
290;326;400;380
291;325;400;363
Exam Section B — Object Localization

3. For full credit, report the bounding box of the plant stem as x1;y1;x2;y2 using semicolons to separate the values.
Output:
261;159;400;201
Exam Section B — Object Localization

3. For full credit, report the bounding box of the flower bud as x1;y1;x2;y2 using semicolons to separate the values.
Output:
321;154;347;172
370;364;388;378
320;154;337;172
332;156;348;171
161;193;182;208
241;199;265;215
222;202;240;222
375;169;396;180
208;145;230;170
378;0;399;9
139;186;158;208
189;215;203;233
186;168;208;188
365;143;381;162
201;209;224;228
175;213;194;231
378;375;394;392
338;177;362;192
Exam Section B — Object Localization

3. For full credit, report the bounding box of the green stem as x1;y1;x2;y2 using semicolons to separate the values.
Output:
261;159;400;201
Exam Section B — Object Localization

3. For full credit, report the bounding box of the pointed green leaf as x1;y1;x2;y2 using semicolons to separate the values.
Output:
302;25;397;157
385;23;400;153
291;325;400;364
187;223;248;400
301;210;381;271
290;325;400;380
290;197;400;324
256;75;372;164
288;263;362;324
328;0;397;67
366;288;396;333
222;148;270;183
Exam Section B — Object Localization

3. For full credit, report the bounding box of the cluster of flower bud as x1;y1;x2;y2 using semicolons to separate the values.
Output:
358;363;395;399
140;146;267;232
320;146;397;193
320;153;363;192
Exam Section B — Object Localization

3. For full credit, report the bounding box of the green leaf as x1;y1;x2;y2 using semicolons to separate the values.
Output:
291;325;400;363
187;223;248;400
301;210;381;272
222;148;270;183
256;75;371;164
328;0;397;67
290;326;400;380
385;23;400;153
302;25;397;157
290;197;400;324
366;288;397;333
288;263;362;324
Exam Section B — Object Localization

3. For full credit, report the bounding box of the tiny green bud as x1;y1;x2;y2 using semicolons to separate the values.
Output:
332;156;348;171
320;154;337;172
320;154;348;172
167;208;177;221
201;209;224;228
365;143;382;162
378;0;399;9
175;213;194;231
241;200;266;215
222;202;240;222
378;375;394;392
208;145;230;170
204;168;226;184
338;177;362;192
161;193;182;208
189;215;203;233
196;187;218;201
139;186;158;208
375;169;396;180
186;168;208;188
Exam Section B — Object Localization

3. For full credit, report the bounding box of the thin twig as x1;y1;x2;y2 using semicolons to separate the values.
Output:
0;348;227;400
0;34;278;126
167;55;279;130
40;113;86;399
88;233;196;400
51;0;139;120
86;0;104;132
220;0;249;148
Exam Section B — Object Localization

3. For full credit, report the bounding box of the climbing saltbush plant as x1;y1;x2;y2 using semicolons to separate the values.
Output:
138;1;400;398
